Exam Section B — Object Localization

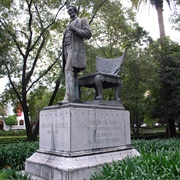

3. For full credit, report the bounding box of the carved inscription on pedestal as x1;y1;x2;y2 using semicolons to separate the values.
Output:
39;108;70;151
41;122;67;134
39;106;130;152
90;112;125;147
71;108;127;150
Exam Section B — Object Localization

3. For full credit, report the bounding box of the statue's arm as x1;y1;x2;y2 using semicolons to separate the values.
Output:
74;18;92;39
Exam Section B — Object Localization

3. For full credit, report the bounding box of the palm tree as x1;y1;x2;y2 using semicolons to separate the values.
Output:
129;0;175;38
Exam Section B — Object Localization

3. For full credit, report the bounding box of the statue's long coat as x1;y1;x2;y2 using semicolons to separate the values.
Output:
62;17;92;72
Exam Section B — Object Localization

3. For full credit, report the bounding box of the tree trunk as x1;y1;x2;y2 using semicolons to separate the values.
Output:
135;112;140;138
21;91;34;141
48;78;60;106
155;3;166;38
32;120;39;141
166;118;176;138
23;105;33;141
178;123;180;131
131;121;136;134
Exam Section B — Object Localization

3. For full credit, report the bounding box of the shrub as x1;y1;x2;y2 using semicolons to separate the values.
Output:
90;139;180;180
0;136;28;145
0;130;26;137
1;168;31;180
0;142;38;170
5;115;17;128
132;138;180;153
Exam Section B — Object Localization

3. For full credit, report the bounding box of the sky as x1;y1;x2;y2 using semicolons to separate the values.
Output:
0;1;179;94
0;77;8;94
135;1;180;42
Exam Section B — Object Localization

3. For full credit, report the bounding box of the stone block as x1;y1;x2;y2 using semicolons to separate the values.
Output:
25;103;139;180
39;103;131;154
26;149;139;180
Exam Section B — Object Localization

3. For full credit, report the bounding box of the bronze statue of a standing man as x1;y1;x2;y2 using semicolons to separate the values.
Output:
61;5;92;103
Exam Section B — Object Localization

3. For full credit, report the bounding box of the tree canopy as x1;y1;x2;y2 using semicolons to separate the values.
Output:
0;0;68;140
0;0;179;140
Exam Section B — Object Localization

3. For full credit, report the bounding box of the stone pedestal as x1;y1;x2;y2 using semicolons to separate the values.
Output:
25;103;139;180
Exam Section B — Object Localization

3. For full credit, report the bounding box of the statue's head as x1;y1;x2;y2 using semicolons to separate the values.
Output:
67;5;78;17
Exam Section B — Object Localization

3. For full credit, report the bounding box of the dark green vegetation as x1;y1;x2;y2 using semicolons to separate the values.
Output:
0;139;37;179
0;136;27;145
4;115;17;128
0;168;31;180
0;142;38;170
0;130;26;137
0;130;29;145
90;138;180;180
0;139;179;179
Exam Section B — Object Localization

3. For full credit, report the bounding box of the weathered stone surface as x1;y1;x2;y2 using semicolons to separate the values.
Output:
25;103;139;180
39;103;131;153
26;149;139;180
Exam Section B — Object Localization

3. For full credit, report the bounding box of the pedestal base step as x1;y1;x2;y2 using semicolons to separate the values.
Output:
25;148;140;180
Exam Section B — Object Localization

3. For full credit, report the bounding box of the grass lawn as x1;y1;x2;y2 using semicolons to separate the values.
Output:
131;127;166;135
131;127;180;139
0;136;26;139
138;127;166;134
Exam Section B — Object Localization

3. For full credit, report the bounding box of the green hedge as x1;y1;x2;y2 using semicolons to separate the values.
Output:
0;130;26;137
0;136;28;145
90;138;180;180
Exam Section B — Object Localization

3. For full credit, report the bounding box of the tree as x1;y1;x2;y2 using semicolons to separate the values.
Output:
28;85;61;125
170;0;180;130
129;0;176;38
76;0;151;134
5;115;17;129
145;37;180;137
170;0;180;32
79;0;149;103
0;0;68;141
89;0;148;53
0;105;6;117
120;47;157;136
0;27;11;77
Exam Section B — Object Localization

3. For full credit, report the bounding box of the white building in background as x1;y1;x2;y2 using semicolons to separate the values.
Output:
16;110;26;129
0;103;25;131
